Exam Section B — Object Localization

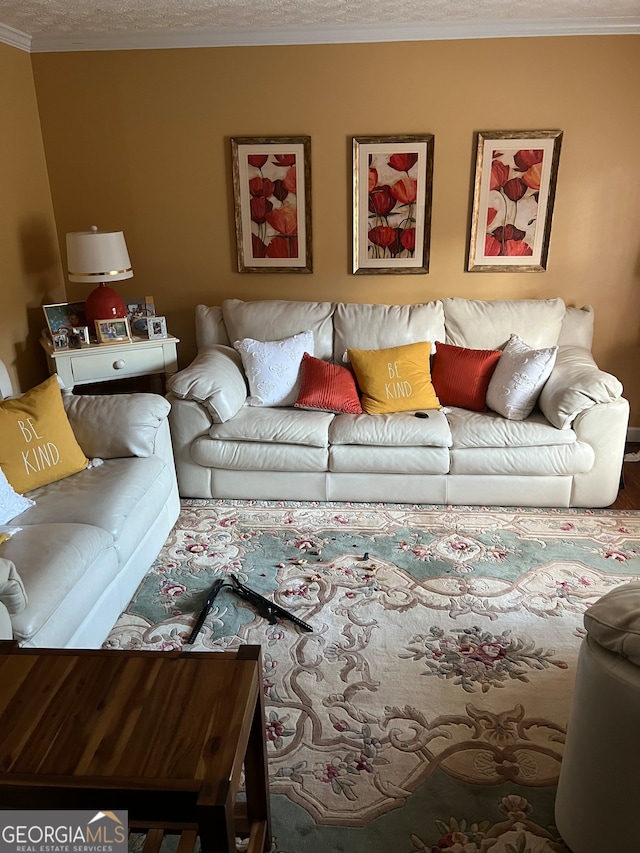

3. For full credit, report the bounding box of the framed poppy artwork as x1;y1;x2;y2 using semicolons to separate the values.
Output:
467;130;563;272
352;135;434;275
231;136;312;273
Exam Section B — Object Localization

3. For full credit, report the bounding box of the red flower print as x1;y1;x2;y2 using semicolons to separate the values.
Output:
266;203;298;236
502;177;527;202
492;224;526;243
368;225;397;248
504;239;533;256
266;235;299;258
390;177;417;205
514;149;544;171
252;233;267;258
248;154;268;168
388;152;418;172
368;168;378;192
248;176;275;198
522;162;542;190
487;207;498;227
250;196;273;224
273;153;296;166
272;179;289;202
485;234;502;256
368;185;396;216
401;227;416;252
283;166;297;195
490;159;510;190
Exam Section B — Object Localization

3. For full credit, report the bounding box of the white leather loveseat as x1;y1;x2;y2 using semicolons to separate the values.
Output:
166;297;628;508
0;360;180;647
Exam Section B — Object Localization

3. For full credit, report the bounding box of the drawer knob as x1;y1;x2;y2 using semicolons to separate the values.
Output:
113;359;126;370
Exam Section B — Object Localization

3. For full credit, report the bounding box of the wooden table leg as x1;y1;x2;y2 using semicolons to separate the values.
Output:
238;646;272;852
197;779;236;853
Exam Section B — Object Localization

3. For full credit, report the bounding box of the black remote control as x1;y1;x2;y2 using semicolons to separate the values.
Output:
414;412;429;419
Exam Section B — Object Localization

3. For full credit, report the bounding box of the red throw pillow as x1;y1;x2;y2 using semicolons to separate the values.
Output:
431;342;502;411
294;353;363;414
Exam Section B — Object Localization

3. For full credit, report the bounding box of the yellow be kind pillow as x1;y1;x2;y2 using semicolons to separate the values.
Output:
348;341;441;414
0;375;88;493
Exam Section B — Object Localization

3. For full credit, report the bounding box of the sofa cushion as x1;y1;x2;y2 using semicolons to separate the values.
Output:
486;334;558;421
583;582;640;667
2;522;118;645
0;466;34;524
210;406;333;447
447;407;578;448
223;298;334;361
0;375;88;493
21;456;174;567
165;345;247;424
192;436;328;472
450;443;595;476
348;341;440;414
333;301;445;363
431;343;501;411
294;353;363;414
330;410;451;447
443;297;566;349
330;445;449;474
558;305;594;349
195;304;232;348
64;392;173;456
234;330;314;407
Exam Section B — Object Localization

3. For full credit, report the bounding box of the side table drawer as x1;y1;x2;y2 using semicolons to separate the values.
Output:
71;346;167;383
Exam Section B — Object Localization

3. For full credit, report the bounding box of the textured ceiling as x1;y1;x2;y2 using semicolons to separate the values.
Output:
1;0;639;51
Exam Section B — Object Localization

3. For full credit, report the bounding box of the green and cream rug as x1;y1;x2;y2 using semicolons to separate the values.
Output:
107;501;640;853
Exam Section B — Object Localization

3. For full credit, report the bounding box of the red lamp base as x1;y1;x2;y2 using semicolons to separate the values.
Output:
85;283;127;336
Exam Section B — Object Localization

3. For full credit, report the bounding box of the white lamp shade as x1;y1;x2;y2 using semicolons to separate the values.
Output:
66;226;133;283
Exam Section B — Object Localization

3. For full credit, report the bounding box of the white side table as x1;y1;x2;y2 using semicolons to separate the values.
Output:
40;334;180;391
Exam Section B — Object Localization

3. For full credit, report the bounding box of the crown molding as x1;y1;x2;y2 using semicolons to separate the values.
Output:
1;15;638;54
0;22;31;52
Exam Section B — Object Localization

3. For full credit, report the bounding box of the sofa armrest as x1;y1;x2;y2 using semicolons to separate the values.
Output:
166;345;247;423
64;392;172;458
538;346;624;430
0;557;27;614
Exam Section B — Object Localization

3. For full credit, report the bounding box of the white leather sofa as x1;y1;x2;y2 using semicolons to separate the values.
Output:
0;360;180;647
555;582;640;853
166;297;628;508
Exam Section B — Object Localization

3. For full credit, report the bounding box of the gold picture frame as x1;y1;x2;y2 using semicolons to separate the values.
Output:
467;129;563;272
231;136;312;273
353;135;434;275
95;317;132;344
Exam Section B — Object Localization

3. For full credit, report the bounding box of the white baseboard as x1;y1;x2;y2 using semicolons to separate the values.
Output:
627;427;640;442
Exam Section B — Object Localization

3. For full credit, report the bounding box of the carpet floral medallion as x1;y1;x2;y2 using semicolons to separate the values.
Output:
109;501;640;853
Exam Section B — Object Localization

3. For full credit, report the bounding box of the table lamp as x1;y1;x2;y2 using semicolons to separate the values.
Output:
66;225;132;332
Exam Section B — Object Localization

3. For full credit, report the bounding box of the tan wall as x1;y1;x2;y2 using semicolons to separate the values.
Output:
0;43;64;392
30;36;640;423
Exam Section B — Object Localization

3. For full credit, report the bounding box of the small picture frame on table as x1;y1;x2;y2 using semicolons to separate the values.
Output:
147;316;168;340
68;326;90;348
52;330;69;351
125;295;156;334
95;318;132;344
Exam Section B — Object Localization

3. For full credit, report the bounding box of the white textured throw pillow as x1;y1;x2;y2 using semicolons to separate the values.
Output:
487;334;558;420
234;330;314;407
0;466;35;525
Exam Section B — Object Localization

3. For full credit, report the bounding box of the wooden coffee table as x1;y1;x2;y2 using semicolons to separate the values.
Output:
0;643;271;853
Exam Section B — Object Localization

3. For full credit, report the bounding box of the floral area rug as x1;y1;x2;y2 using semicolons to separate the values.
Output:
107;501;640;853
